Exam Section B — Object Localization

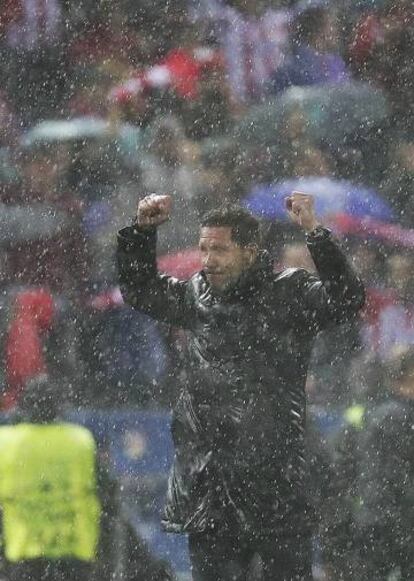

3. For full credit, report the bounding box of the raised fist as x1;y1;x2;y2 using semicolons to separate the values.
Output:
285;192;320;232
136;194;172;229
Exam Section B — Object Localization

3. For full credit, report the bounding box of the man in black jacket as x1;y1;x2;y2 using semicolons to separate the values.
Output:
117;193;365;581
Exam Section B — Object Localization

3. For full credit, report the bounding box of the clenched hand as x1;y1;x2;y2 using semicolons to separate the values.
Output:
285;192;321;233
136;194;172;229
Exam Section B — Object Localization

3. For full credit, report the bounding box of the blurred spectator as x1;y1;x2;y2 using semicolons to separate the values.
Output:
363;253;414;358
1;145;88;292
357;347;414;579
351;241;385;290
274;106;339;180
176;50;235;139
318;352;391;580
139;115;207;252
0;0;67;124
67;68;120;119
349;0;414;128
318;401;365;581
0;91;20;197
322;242;391;406
349;243;390;381
3;288;54;410
291;144;333;178
129;0;190;62
79;291;171;407
0;90;20;148
193;0;290;104
0;374;101;581
198;140;244;205
64;3;148;121
107;16;232;140
2;288;82;411
380;134;414;227
271;3;349;93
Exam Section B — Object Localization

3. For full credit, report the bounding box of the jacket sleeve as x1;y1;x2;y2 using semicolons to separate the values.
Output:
293;229;365;332
117;225;193;328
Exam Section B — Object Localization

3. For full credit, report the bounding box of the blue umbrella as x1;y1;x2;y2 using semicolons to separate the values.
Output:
243;177;394;222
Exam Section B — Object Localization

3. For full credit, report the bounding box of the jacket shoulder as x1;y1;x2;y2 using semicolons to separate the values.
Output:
273;267;315;284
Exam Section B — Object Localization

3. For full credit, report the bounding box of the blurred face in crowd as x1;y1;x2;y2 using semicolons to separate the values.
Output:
21;144;71;197
23;154;59;194
396;141;414;174
351;246;380;285
394;367;414;400
199;226;257;292
284;108;307;142
152;128;183;166
293;146;332;178
387;254;414;298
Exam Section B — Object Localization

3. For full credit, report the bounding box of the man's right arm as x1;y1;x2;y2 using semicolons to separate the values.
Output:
117;224;192;328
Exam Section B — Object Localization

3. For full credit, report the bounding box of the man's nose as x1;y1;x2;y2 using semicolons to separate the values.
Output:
203;252;216;268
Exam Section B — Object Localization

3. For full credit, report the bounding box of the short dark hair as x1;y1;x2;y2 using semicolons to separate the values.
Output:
200;204;261;247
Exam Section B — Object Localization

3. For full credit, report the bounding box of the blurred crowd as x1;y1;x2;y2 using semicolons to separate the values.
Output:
0;0;414;578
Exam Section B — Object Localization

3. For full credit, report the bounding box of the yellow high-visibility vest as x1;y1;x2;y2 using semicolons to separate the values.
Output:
344;404;366;430
0;423;101;562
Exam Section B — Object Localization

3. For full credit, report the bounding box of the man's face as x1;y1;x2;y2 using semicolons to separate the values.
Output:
199;226;254;292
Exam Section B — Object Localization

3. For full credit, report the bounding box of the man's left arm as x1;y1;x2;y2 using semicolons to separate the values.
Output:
305;227;365;326
285;192;365;329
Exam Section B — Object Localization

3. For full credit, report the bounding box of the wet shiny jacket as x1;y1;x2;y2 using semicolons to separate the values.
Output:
117;225;365;535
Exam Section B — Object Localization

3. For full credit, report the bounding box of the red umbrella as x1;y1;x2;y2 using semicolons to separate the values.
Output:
157;248;202;279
